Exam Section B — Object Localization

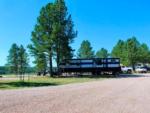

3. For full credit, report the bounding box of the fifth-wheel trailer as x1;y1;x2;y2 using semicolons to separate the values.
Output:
59;58;121;75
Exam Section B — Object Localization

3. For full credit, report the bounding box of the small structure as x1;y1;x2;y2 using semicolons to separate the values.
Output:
59;58;121;76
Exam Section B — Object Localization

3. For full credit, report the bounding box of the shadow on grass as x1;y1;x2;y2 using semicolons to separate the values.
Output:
0;81;59;89
58;75;117;79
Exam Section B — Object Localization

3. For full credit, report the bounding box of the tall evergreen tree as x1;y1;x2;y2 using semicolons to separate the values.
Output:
96;48;109;58
29;3;55;76
53;0;77;68
111;40;128;65
138;43;150;64
77;40;94;58
126;37;140;69
29;0;77;76
18;45;29;75
6;43;19;74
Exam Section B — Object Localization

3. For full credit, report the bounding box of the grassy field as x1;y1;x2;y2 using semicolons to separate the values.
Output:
0;76;104;90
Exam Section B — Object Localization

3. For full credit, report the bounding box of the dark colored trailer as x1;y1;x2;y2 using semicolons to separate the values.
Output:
59;58;121;75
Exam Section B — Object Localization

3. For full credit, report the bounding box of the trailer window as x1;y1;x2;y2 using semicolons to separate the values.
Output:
95;59;102;65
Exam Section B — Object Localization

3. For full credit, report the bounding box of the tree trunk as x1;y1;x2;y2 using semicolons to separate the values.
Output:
49;53;53;77
56;46;60;70
56;37;61;76
132;63;135;71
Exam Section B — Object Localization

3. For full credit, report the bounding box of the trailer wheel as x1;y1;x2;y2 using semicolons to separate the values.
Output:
113;72;120;77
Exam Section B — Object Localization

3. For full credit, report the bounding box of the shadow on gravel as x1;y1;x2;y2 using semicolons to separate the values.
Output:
117;74;149;78
0;82;59;89
76;74;150;79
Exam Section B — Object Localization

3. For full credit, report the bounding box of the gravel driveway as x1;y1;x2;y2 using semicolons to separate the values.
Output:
1;74;150;113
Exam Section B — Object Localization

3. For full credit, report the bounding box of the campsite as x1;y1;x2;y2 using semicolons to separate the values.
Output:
1;0;150;113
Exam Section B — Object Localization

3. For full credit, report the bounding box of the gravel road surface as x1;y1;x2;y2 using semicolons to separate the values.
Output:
1;74;150;113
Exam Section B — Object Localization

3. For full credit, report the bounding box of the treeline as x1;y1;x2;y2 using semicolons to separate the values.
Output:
112;37;150;69
77;37;150;70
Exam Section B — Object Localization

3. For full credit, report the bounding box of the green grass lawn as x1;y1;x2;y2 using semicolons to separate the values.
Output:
0;76;104;90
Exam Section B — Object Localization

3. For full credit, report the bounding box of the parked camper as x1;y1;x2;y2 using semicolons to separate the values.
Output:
59;58;121;76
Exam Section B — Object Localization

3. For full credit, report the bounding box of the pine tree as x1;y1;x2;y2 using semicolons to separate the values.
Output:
53;0;77;68
126;37;140;69
29;0;77;76
77;40;94;58
29;3;55;76
111;40;128;65
96;48;109;58
18;45;29;75
6;43;19;74
138;43;150;64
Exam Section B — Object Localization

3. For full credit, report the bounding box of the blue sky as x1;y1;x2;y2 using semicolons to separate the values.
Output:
0;0;150;66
